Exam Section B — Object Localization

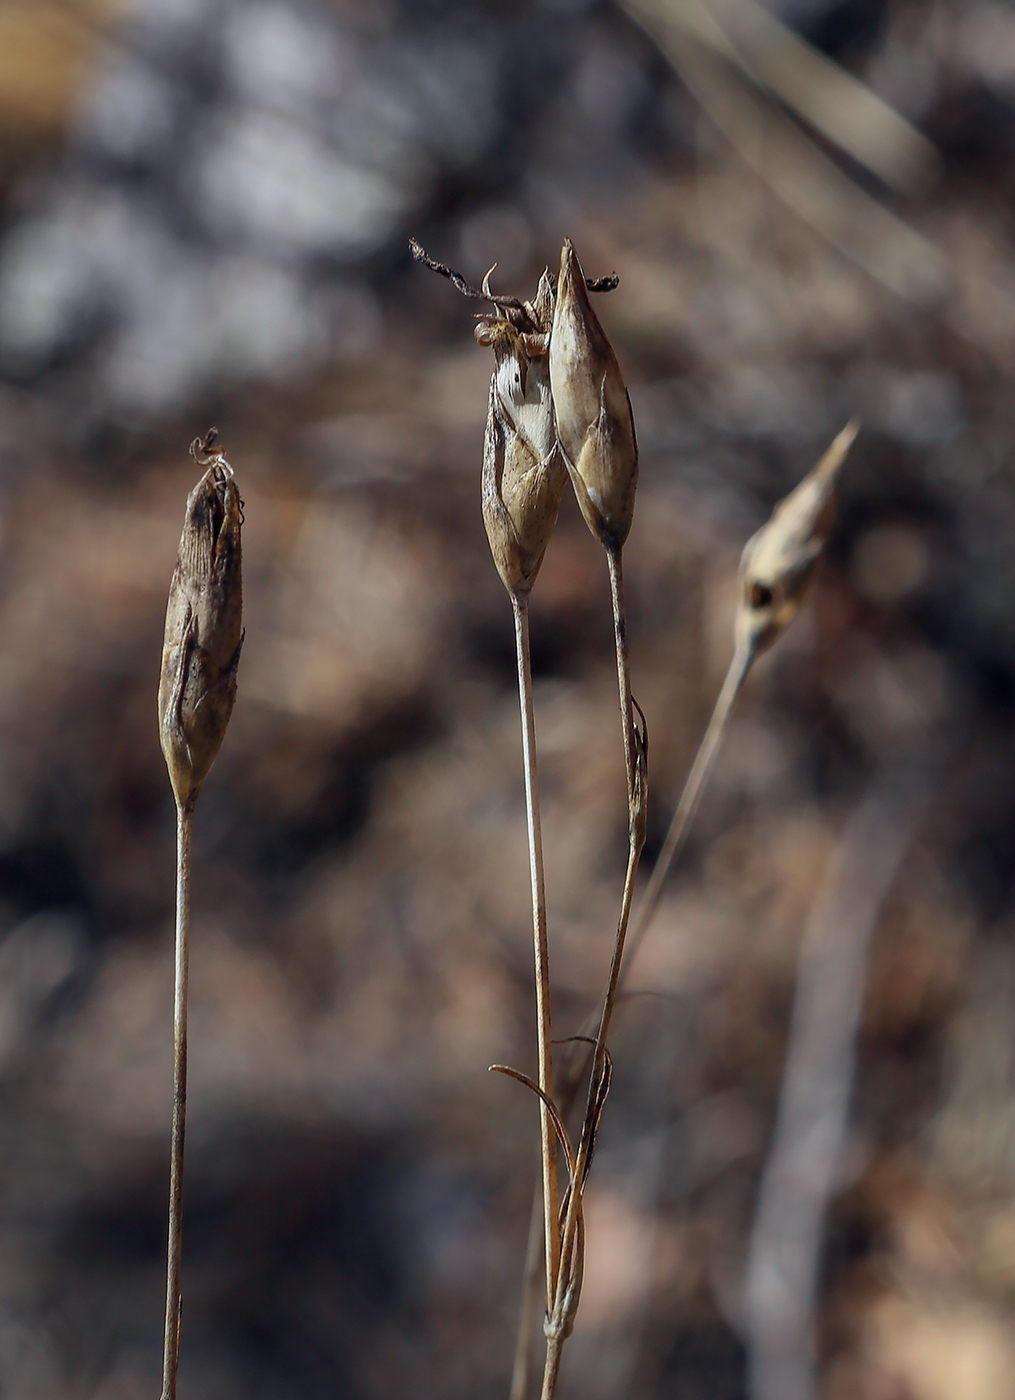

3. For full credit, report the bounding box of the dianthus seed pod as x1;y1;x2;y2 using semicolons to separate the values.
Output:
736;420;859;656
477;270;566;597
549;239;638;549
159;435;243;812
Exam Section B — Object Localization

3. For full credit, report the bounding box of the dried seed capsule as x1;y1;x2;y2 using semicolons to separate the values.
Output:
477;270;566;597
159;435;243;812
549;239;637;549
736;420;859;656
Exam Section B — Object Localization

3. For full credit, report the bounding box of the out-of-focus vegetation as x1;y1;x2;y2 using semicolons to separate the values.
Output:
0;2;1014;1398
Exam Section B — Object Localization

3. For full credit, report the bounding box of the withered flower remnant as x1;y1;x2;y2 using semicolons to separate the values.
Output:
549;239;638;549
477;269;566;597
159;434;243;812
736;420;859;657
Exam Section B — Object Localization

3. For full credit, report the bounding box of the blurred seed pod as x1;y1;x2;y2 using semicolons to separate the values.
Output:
736;420;859;656
159;434;243;812
549;239;638;549
477;270;566;597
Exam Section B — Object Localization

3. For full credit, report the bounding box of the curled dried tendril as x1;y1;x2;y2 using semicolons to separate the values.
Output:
410;238;619;339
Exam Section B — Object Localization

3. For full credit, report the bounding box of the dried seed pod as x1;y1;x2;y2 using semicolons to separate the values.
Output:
736;420;859;656
549;239;638;549
477;270;566;597
159;434;243;812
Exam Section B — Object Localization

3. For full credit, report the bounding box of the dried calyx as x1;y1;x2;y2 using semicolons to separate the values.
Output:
477;270;566;596
159;430;244;812
549;239;638;550
736;420;860;656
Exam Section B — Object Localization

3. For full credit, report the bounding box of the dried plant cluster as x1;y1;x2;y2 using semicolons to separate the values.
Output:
150;252;855;1400
414;238;857;1399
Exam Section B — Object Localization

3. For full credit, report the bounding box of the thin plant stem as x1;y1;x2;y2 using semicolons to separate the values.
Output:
540;544;646;1400
161;803;192;1400
621;639;754;983
541;1337;564;1400
512;595;561;1312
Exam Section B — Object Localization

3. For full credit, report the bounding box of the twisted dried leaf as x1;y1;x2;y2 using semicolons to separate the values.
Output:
158;434;243;812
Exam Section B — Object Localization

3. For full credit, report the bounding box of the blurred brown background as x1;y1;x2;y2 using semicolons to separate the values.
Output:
0;1;1012;1397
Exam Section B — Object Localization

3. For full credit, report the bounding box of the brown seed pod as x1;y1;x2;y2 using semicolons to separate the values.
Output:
549;239;638;549
158;433;243;812
736;420;859;656
477;270;566;597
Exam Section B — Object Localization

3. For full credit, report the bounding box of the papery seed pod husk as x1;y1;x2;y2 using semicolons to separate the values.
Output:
159;449;243;812
482;379;567;597
736;420;859;657
477;272;566;596
549;239;637;549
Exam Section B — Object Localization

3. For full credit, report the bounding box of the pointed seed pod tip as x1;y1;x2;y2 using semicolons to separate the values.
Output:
549;239;638;549
736;419;859;657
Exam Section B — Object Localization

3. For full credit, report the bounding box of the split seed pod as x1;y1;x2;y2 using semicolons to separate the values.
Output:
549;239;638;549
159;434;243;812
477;270;566;597
736;420;859;657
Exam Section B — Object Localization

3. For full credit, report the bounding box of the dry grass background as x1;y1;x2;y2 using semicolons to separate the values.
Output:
0;1;1012;1397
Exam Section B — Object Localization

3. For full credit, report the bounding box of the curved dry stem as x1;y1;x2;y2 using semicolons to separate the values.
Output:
539;545;646;1400
490;1065;577;1183
512;597;562;1315
161;804;192;1400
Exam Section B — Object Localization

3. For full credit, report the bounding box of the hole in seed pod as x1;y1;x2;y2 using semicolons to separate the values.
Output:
750;582;773;609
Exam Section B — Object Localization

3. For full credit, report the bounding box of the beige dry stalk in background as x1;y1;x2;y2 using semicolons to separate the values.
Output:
157;430;243;1400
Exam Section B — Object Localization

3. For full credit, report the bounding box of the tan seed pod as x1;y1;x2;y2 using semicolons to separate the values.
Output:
158;434;243;812
736;420;859;656
477;271;566;597
549;239;638;549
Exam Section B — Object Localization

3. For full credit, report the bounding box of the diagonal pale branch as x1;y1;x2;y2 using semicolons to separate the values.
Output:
619;0;949;306
622;638;754;982
640;0;938;193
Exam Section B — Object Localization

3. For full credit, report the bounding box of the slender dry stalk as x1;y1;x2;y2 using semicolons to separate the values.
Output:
512;594;562;1310
161;804;191;1400
157;431;242;1400
539;547;646;1400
